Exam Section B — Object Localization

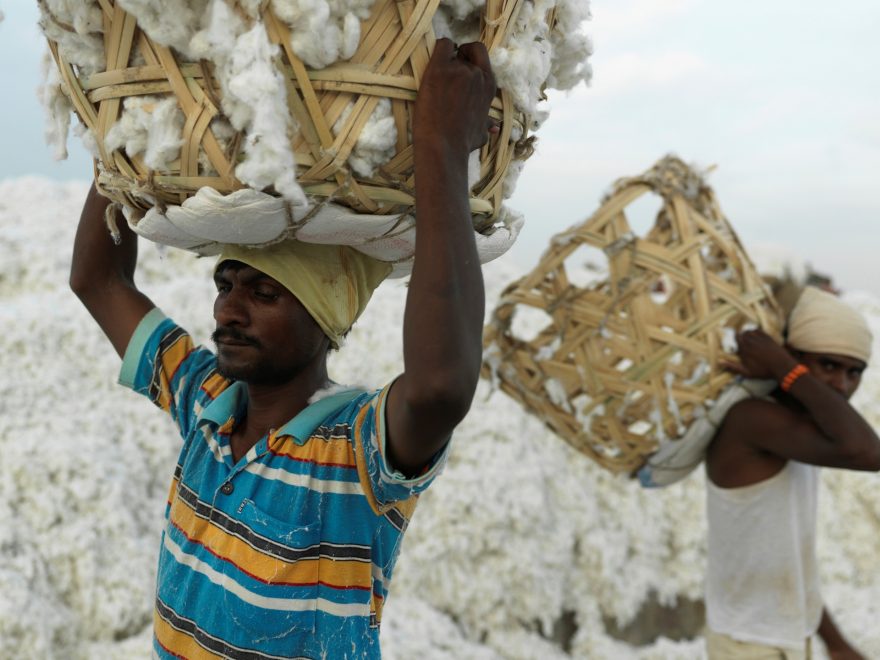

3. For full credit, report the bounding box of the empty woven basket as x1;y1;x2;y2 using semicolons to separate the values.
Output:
41;0;545;223
482;155;784;473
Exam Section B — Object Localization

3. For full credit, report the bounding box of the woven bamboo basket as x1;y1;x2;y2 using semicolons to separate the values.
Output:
482;155;784;474
42;0;539;226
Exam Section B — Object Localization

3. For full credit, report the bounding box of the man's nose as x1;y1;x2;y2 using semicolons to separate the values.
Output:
828;371;850;397
214;288;248;325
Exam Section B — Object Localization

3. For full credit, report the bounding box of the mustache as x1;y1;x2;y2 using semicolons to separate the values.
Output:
212;326;259;347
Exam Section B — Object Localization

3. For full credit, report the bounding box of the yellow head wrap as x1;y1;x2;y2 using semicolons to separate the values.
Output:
217;241;392;348
786;286;873;364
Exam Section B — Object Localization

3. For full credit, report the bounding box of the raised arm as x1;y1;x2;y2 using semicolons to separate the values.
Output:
70;183;156;357
723;329;880;471
384;39;496;474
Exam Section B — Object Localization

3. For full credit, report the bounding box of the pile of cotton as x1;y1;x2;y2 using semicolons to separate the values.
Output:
37;0;592;271
2;177;879;659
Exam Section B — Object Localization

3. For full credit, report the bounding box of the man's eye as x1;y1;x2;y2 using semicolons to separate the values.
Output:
255;290;279;300
215;284;230;293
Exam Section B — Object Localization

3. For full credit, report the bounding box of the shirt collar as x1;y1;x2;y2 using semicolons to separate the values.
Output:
197;382;365;445
276;387;365;444
198;380;248;430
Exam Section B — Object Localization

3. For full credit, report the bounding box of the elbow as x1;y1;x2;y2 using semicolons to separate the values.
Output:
404;373;480;429
69;269;90;299
861;445;880;472
69;268;104;304
840;442;880;472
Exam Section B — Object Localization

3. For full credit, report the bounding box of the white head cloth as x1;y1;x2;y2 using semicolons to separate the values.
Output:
787;286;872;363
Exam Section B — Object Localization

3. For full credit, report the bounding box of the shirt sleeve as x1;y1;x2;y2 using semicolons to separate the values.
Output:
118;308;222;440
351;383;451;512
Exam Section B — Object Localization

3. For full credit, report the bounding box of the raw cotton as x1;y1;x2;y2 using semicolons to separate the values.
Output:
2;177;879;659
104;97;185;172
37;0;593;269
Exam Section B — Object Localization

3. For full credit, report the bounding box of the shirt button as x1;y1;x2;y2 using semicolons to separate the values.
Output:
220;482;234;495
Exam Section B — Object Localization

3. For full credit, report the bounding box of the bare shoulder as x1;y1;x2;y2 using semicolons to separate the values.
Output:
722;396;795;436
707;396;792;486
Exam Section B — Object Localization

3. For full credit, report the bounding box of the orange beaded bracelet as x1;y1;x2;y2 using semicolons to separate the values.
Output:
781;364;809;392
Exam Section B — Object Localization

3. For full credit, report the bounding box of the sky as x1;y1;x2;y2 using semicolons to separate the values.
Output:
2;0;879;295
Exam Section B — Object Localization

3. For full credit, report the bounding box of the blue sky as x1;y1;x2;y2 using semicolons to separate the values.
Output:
2;0;879;294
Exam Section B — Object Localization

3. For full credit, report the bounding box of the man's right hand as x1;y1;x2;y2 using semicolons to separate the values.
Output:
721;328;798;381
413;38;497;157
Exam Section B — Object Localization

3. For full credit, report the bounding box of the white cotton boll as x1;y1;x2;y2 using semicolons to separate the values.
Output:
198;118;236;175
431;8;480;45
327;0;375;20
227;24;306;204
334;99;397;178
39;1;103;34
439;0;485;21
502;158;525;199
490;0;554;117
492;40;552;116
283;0;344;70
546;0;593;91
292;20;344;70
38;50;72;161
116;0;209;57
143;99;185;170
37;1;106;76
105;101;149;160
104;96;185;171
431;10;455;41
188;0;242;63
73;122;100;158
467;150;481;190
341;12;362;60
273;0;374;69
237;0;265;17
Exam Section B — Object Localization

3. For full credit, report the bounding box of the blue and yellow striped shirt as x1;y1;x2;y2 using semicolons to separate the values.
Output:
119;309;447;659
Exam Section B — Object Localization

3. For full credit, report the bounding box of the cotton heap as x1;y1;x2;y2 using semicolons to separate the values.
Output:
787;286;873;364
37;0;593;275
218;240;392;347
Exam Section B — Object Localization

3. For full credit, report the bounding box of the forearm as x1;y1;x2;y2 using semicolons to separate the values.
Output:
784;369;880;466
70;183;139;296
384;38;493;473
404;138;485;410
70;183;155;357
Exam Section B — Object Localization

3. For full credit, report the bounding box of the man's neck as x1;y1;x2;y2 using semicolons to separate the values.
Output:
230;367;331;462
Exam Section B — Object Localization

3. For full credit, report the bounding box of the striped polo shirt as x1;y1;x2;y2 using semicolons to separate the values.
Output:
119;308;447;659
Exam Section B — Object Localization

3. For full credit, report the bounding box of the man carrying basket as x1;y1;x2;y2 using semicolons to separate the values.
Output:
705;286;879;659
69;39;494;659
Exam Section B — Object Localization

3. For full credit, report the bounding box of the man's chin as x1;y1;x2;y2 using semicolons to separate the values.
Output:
217;358;291;386
217;357;254;383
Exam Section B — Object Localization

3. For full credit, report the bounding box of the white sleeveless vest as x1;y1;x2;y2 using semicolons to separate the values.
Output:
705;460;823;648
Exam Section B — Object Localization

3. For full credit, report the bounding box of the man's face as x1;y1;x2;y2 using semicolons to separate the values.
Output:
797;351;867;400
212;262;329;385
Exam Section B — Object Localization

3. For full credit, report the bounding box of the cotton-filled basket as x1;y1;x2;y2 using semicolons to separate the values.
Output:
482;155;784;474
38;0;591;273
